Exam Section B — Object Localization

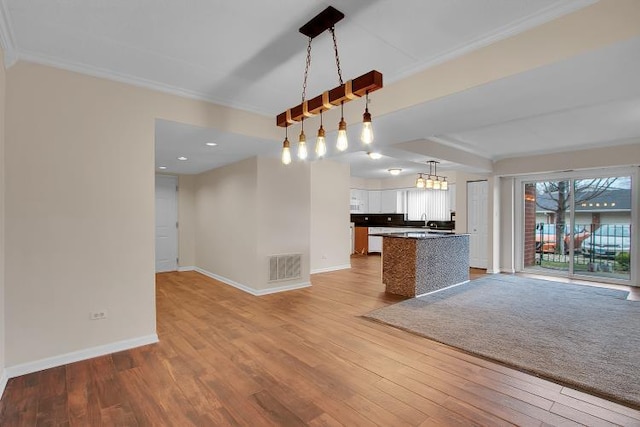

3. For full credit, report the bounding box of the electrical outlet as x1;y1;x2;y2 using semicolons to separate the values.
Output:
90;310;108;320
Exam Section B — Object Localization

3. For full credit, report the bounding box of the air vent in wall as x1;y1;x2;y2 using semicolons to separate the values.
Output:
269;254;301;282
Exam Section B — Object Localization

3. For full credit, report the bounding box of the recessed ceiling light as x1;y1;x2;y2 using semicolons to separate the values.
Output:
368;152;382;159
388;168;402;176
158;166;167;170
206;142;217;146
178;156;188;161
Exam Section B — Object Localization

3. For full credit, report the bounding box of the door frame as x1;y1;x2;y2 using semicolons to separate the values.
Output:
514;166;638;286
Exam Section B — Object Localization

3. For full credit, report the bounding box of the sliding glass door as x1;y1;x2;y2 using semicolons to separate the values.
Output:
522;173;633;283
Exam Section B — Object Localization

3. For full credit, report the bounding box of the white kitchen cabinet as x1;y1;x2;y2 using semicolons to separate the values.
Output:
368;227;383;253
368;191;381;213
380;190;397;213
350;189;369;213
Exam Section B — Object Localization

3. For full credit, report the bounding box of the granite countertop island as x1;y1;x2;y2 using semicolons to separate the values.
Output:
372;232;470;297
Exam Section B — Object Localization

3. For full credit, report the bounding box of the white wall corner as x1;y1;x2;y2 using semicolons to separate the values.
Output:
194;267;310;296
195;267;258;295
0;369;8;399
0;0;18;67
311;264;352;275
178;266;195;272
5;334;159;379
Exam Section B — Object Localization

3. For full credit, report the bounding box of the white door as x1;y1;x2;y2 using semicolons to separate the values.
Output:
467;180;488;269
155;175;178;272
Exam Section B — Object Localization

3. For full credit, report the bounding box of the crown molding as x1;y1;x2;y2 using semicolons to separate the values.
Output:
390;0;599;84
16;48;274;117
3;0;598;113
0;0;17;67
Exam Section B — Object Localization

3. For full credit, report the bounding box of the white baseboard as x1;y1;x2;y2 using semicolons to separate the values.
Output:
178;266;195;272
195;267;311;296
311;264;351;275
5;334;159;379
486;269;502;274
255;281;311;296
0;369;8;399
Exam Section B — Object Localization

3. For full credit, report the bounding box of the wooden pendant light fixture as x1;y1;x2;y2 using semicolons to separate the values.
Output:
276;6;383;128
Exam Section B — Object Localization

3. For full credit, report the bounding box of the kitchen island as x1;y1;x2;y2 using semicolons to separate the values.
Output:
374;231;469;297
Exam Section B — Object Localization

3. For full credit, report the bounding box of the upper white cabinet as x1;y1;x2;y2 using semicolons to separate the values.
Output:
380;190;397;213
368;191;381;213
350;189;369;213
352;189;401;213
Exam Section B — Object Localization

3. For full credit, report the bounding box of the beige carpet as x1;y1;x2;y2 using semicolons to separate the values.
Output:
364;275;640;409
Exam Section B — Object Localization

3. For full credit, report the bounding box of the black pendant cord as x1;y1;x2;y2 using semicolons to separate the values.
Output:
302;37;312;103
329;27;343;85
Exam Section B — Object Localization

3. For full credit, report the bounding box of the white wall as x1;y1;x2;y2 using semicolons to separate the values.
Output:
310;161;351;273
190;157;313;293
256;157;311;290
5;62;159;366
177;175;196;269
3;61;278;369
493;141;640;176
0;47;6;390
351;172;458;191
350;177;380;190
194;158;258;288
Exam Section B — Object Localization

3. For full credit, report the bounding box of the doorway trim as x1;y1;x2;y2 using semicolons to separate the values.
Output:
514;166;638;286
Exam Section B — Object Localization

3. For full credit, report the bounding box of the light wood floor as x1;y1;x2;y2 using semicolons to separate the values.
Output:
1;255;639;426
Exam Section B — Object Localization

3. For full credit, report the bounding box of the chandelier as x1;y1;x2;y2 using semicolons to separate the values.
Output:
277;6;383;165
416;161;448;191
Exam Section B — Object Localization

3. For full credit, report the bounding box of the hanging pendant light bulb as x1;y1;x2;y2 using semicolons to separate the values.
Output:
298;119;308;160
361;91;373;145
281;127;292;165
425;175;434;189
315;111;327;157
336;102;348;151
433;178;441;190
425;160;434;189
441;178;448;191
416;173;426;189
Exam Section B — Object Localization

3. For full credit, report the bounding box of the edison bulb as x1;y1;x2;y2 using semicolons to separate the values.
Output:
361;121;373;144
281;139;292;165
336;118;348;151
298;141;308;160
315;135;327;157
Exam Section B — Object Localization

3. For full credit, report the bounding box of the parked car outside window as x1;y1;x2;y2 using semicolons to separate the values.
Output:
582;224;631;259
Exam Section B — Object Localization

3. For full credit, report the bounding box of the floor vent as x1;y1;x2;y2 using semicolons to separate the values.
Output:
269;254;301;282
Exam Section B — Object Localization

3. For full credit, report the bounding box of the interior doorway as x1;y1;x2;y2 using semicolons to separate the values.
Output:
155;175;178;272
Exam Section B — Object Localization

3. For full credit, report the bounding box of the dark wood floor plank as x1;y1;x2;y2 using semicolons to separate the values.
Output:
1;255;639;426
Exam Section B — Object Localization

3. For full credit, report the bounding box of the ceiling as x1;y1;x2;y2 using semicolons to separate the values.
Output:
3;0;640;179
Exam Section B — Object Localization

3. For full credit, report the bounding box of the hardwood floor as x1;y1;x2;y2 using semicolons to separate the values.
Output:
1;255;639;426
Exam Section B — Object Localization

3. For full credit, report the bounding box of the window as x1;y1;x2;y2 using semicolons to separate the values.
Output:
403;189;450;221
